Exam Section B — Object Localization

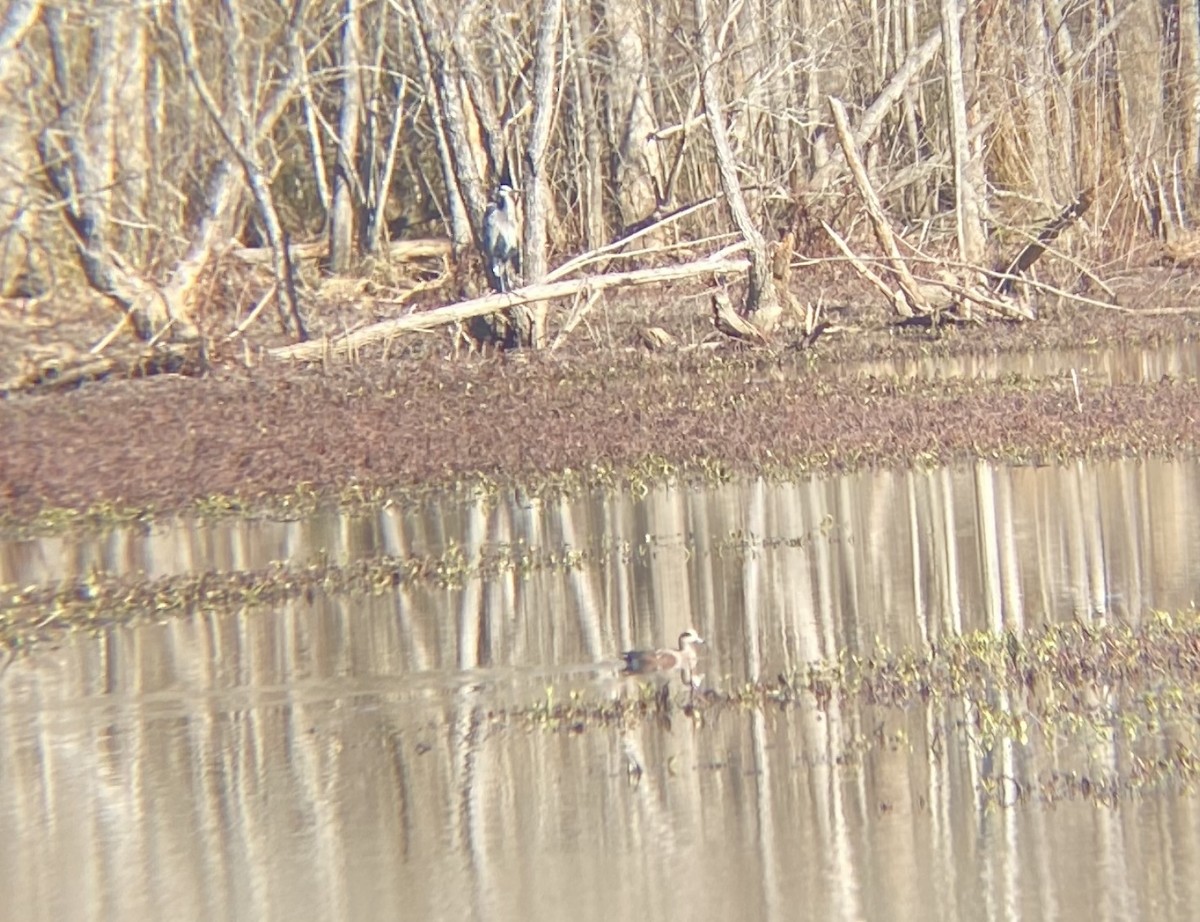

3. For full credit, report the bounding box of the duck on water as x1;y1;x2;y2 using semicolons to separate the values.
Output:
619;629;705;688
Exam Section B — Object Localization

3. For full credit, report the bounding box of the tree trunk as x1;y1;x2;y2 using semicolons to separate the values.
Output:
328;0;363;272
0;0;42;293
798;0;830;176
451;1;504;183
39;5;176;336
408;11;472;253
808;27;943;190
606;0;663;227
171;0;306;339
517;0;563;347
1109;0;1166;234
1018;2;1057;204
115;14;152;261
565;4;606;248
1178;1;1200;185
0;0;39;72
694;0;780;328
407;0;489;251
941;0;985;264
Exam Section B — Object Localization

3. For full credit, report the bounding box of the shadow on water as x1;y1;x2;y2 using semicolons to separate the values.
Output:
3;453;1200;918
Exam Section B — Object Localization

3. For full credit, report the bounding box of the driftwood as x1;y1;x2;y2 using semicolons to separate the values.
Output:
269;253;751;361
229;237;452;266
711;291;770;345
0;341;204;394
638;326;677;351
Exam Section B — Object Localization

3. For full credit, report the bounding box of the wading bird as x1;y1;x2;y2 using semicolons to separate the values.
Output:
482;184;521;293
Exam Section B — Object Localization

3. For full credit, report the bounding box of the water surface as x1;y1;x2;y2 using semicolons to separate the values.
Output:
3;455;1200;920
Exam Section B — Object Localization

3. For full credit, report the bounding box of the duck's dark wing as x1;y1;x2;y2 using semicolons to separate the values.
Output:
620;649;675;674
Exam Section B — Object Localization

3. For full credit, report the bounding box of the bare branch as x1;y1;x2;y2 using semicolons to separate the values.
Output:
269;252;750;361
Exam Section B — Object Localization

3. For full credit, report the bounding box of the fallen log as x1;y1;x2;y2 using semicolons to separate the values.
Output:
229;237;452;266
268;253;751;361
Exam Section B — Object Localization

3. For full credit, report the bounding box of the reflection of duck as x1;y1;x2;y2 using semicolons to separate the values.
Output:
620;630;705;685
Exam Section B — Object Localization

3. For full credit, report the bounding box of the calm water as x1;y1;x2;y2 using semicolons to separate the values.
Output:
3;453;1200;920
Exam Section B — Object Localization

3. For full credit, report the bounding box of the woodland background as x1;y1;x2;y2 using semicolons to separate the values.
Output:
0;0;1193;348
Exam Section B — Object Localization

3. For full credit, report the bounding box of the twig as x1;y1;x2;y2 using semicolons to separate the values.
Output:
545;198;719;282
89;310;134;355
820;221;896;303
227;283;278;339
550;285;601;350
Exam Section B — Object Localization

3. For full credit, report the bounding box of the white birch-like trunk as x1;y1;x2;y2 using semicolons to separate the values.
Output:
1181;1;1200;182
695;0;779;326
606;0;663;226
941;0;985;263
518;0;563;347
329;0;363;271
0;0;42;292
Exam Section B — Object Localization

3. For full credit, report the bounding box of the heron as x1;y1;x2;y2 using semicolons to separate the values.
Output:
482;184;521;293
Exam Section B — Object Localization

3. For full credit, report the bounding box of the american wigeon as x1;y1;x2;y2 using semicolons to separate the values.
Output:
620;629;705;685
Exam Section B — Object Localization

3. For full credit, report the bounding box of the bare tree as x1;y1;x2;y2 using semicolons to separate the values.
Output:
1180;1;1200;184
37;4;175;337
515;0;564;347
605;0;663;227
405;0;489;249
328;0;364;272
172;0;307;340
941;0;985;264
11;0;1200;359
695;0;780;328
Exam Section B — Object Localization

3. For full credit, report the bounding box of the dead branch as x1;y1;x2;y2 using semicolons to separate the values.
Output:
810;27;944;190
993;188;1094;294
820;221;897;303
919;272;1035;321
269;252;750;361
549;286;602;350
1;341;203;394
638;326;677;350
828;97;930;317
695;0;781;329
711;291;770;345
546;198;718;282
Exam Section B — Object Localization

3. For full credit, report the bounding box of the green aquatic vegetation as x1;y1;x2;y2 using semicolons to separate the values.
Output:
501;611;1200;806
0;539;607;649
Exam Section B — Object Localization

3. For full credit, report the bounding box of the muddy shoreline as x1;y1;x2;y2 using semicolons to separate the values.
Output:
2;276;1200;532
